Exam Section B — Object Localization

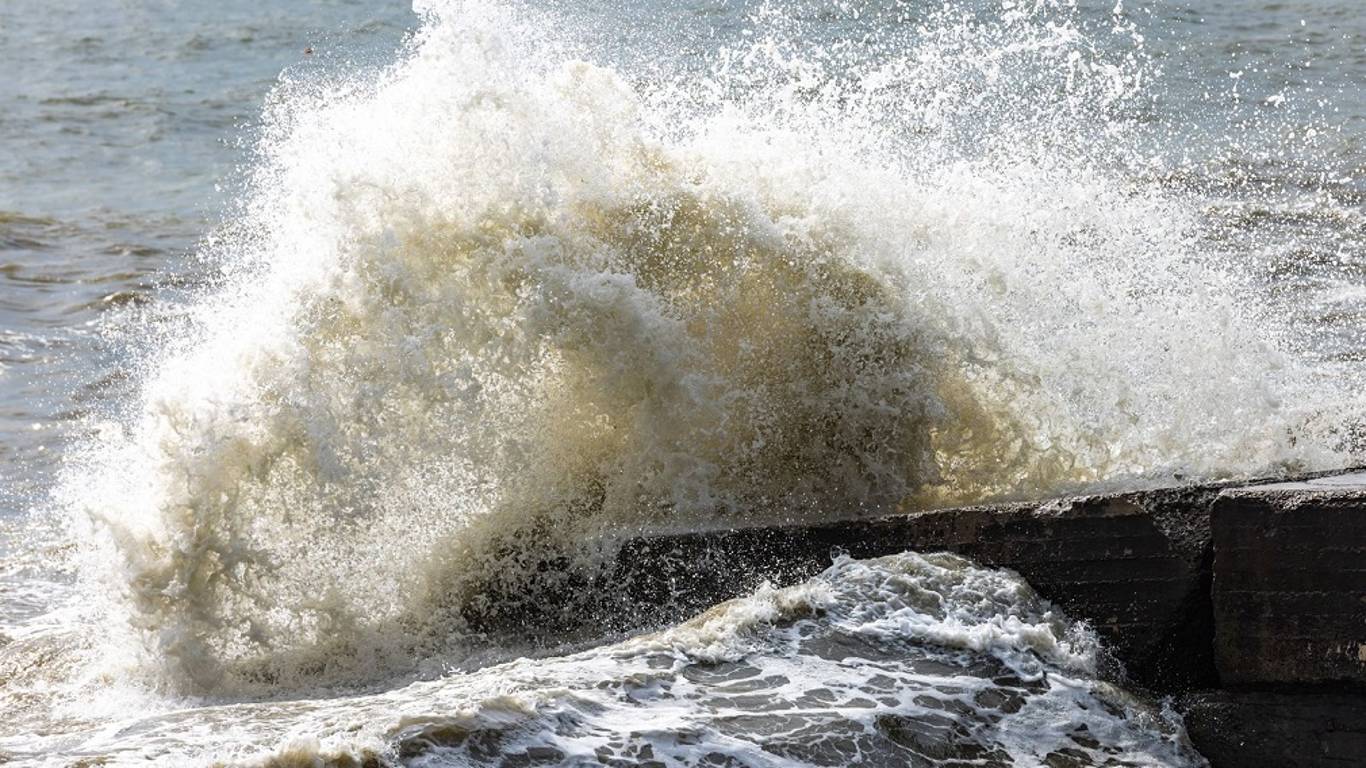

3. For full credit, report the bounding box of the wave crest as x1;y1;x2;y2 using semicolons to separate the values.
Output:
61;0;1356;694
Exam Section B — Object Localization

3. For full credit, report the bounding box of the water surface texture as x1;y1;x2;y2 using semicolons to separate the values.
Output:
0;0;1363;765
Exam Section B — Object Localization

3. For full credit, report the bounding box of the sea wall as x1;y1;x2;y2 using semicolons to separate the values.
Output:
525;471;1366;768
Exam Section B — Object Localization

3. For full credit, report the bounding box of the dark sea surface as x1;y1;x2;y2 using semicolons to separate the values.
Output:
0;1;1362;765
0;0;412;516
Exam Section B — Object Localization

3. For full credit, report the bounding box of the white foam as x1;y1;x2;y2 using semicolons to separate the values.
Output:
0;554;1204;767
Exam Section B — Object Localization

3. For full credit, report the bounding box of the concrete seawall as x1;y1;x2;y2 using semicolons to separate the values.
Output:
492;471;1366;767
611;483;1225;692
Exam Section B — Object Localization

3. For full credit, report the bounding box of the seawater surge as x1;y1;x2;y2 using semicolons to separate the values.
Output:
1;0;1361;765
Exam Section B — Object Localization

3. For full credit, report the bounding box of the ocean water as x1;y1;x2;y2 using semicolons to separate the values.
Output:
0;0;1362;765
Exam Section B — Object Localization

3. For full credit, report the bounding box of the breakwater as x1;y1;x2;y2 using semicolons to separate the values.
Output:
491;472;1366;768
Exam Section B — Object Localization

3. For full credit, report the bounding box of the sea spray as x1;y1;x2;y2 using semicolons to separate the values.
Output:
48;0;1359;703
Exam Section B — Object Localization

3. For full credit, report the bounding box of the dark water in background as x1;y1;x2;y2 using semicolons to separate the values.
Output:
0;0;412;516
0;1;1364;765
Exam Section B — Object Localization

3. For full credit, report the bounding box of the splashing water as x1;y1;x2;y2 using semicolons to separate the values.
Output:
60;0;1362;693
5;554;1205;766
1;0;1361;763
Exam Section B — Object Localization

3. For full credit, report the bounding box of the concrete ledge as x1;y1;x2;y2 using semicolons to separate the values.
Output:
1180;690;1366;768
1212;472;1366;687
470;469;1366;767
610;484;1225;691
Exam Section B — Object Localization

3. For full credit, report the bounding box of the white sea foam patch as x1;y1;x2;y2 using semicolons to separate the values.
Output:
0;554;1203;766
45;0;1359;699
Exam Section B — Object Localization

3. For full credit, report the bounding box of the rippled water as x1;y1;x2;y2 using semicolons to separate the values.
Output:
1;0;1363;765
0;0;411;516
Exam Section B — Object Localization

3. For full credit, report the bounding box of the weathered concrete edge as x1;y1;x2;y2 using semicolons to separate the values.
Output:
1178;690;1366;768
591;469;1364;690
587;469;1366;768
464;468;1365;767
1210;478;1366;689
602;479;1241;689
